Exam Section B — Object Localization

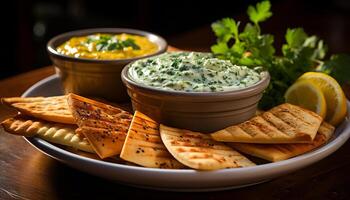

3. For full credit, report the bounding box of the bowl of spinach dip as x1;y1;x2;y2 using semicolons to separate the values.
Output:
122;52;270;133
128;52;262;92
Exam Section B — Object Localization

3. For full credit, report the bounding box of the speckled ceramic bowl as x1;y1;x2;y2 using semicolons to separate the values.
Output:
47;28;167;102
121;62;270;133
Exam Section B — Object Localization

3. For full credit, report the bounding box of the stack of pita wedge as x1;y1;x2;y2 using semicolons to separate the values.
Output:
1;95;95;153
1;94;187;169
0;94;335;170
211;103;335;162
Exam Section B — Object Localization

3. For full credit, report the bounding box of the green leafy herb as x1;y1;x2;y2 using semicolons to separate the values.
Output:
212;18;240;43
121;38;141;50
247;1;272;26
211;0;349;110
284;28;307;49
211;1;275;70
321;54;350;85
86;35;140;52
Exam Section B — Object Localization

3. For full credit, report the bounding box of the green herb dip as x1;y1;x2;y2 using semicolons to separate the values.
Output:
129;52;262;92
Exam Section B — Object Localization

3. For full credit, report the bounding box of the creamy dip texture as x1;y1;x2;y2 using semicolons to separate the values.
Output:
57;33;158;59
129;52;262;92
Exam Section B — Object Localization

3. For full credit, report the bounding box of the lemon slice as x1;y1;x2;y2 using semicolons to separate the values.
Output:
297;72;347;126
285;79;327;119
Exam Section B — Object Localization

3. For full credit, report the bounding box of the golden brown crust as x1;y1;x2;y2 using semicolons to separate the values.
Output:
1;116;39;137
230;122;335;162
68;93;132;158
160;124;255;170
120;111;184;169
1;115;94;153
211;103;323;144
2;96;75;124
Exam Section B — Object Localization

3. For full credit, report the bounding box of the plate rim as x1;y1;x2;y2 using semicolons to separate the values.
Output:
21;74;350;175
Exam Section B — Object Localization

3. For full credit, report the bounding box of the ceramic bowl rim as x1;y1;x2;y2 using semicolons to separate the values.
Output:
121;60;270;98
47;28;168;64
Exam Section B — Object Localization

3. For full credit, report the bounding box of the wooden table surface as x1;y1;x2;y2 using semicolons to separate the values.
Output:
0;67;350;200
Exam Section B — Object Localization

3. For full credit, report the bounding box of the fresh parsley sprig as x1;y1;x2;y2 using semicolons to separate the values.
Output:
211;0;348;109
211;1;275;69
247;1;272;33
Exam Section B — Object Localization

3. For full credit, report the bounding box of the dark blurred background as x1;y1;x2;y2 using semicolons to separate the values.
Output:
1;0;350;80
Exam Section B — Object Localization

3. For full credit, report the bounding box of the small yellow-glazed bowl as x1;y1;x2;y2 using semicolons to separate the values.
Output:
47;28;167;102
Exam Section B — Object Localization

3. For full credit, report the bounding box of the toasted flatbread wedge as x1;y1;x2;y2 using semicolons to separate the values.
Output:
211;103;323;143
120;111;184;168
160;124;255;170
68;93;132;159
2;96;75;124
1;116;94;153
230;122;335;162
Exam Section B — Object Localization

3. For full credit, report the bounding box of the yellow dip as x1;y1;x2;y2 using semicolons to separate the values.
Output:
56;33;158;59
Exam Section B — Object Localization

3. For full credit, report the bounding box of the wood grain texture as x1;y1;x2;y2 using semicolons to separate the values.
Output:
0;62;350;199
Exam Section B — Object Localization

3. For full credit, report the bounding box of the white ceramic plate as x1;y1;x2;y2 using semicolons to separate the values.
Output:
22;75;350;192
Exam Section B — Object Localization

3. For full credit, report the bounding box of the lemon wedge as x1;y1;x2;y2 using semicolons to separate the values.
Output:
285;79;327;119
297;72;347;126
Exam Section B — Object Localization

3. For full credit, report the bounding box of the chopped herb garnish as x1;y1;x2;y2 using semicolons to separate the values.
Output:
179;65;189;71
208;73;215;77
129;52;261;92
137;70;143;76
201;74;207;81
122;38;141;50
166;70;175;75
88;35;141;52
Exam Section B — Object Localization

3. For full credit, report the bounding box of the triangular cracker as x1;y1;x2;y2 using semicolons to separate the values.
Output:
211;103;323;143
67;93;132;158
230;122;335;162
120;111;184;168
1;116;94;153
160;124;255;170
2;96;75;124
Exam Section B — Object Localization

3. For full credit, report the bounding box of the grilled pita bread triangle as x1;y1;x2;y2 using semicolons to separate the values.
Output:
230;121;335;162
1;115;94;153
67;93;132;159
211;103;323;143
2;96;75;124
120;111;184;168
160;124;255;170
